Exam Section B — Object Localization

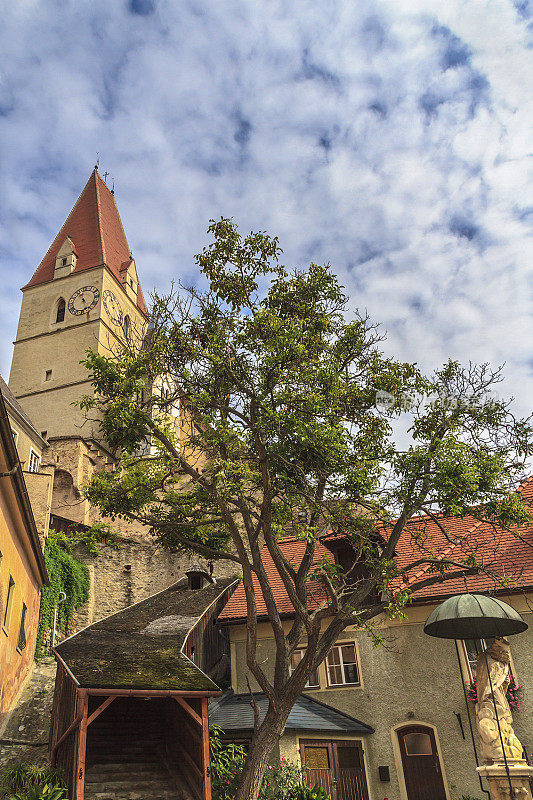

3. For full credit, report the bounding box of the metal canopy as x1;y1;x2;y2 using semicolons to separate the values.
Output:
424;593;528;640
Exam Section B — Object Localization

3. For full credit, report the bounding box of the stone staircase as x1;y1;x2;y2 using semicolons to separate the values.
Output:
84;704;192;800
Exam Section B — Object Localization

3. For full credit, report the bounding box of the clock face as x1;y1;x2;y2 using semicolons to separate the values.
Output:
68;286;100;316
102;289;123;325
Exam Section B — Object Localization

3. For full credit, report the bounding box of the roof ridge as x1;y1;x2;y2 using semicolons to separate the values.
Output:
109;182;132;262
93;170;106;265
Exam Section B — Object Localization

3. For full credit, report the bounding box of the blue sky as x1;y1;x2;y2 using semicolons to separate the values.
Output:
0;0;532;417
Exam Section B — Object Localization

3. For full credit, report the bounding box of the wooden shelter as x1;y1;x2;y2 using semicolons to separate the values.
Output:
49;575;237;800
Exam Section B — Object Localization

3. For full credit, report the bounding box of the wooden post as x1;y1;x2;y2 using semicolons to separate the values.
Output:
75;691;88;800
201;697;211;800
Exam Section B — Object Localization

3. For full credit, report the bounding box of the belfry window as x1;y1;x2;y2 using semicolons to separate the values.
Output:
55;298;66;323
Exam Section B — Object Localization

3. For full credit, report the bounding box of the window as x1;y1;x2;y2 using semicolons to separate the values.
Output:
305;746;330;770
55;298;66;323
17;603;27;651
61;257;67;266
291;648;320;689
326;642;360;686
45;370;52;381
28;450;40;473
12;430;18;446
3;576;15;632
462;638;495;682
404;732;432;755
123;315;131;340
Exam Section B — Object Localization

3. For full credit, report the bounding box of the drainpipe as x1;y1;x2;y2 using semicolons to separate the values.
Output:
52;591;67;648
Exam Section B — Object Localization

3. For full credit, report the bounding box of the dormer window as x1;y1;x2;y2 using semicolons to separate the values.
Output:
54;237;77;278
185;563;213;590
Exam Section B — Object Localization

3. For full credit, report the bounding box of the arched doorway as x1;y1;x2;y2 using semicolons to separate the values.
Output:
396;724;447;800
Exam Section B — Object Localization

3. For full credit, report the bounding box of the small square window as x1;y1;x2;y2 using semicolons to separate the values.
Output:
62;257;67;266
45;370;52;381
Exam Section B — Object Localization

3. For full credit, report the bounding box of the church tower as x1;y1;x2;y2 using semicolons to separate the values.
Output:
8;168;148;442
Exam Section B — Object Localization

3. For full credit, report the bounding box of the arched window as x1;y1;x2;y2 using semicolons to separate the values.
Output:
123;315;131;340
55;298;66;323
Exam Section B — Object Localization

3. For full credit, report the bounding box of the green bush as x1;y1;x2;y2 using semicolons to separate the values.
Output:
210;726;247;800
260;759;304;800
0;764;66;800
10;785;66;800
35;532;90;658
209;728;331;800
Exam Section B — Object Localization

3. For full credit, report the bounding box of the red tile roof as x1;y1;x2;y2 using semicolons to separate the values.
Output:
24;169;147;316
219;477;533;622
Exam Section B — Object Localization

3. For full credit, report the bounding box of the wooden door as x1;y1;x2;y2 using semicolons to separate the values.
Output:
300;740;370;800
397;725;446;800
332;741;369;800
300;740;337;800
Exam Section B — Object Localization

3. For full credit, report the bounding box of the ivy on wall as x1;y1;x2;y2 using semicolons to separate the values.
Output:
35;531;90;659
52;520;119;557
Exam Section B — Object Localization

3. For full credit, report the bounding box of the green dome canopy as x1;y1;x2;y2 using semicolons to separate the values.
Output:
424;593;528;640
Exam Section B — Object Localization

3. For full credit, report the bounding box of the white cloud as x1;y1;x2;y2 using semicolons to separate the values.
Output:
0;0;531;418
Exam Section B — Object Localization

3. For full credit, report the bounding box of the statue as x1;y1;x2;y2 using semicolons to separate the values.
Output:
475;638;532;800
476;638;524;763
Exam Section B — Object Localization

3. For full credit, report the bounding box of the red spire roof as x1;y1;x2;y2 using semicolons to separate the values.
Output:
24;169;147;315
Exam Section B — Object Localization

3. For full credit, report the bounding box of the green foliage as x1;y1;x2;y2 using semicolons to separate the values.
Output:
81;217;532;600
210;726;247;800
81;217;533;800
0;764;65;800
10;786;66;800
210;729;315;800
35;531;90;658
53;521;118;557
259;759;305;800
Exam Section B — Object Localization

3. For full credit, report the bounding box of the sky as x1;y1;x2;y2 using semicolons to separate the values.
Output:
0;0;532;419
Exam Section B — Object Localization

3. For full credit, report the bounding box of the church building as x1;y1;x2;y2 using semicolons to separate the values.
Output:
5;169;194;629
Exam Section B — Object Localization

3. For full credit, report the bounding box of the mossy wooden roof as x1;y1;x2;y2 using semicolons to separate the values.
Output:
56;576;237;691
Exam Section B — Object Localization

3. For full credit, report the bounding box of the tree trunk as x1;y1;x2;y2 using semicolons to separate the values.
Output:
234;701;293;800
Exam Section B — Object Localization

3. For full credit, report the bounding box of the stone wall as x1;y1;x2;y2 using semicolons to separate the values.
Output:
24;468;54;548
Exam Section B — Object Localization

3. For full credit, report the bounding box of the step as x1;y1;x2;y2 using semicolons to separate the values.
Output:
85;793;178;800
86;770;170;783
85;780;175;792
86;763;168;777
86;755;160;765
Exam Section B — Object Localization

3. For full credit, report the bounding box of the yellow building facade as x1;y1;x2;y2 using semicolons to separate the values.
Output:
0;387;48;725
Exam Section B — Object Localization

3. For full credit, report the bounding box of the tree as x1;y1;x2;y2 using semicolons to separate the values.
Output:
81;219;532;800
